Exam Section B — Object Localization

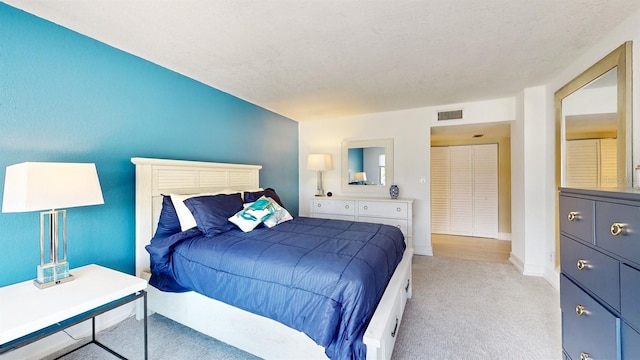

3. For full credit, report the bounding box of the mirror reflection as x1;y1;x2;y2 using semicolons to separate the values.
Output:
342;138;394;194
562;68;618;187
555;41;632;191
347;147;386;185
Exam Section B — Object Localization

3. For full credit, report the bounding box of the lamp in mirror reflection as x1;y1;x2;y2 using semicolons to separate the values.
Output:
307;154;333;197
2;162;104;289
353;172;368;185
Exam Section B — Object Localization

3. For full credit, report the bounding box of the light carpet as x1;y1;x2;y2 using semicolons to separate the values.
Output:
44;255;562;360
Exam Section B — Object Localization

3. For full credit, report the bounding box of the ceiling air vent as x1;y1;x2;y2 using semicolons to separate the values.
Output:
437;109;463;121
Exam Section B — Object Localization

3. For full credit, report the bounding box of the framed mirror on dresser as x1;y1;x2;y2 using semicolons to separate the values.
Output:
341;138;394;194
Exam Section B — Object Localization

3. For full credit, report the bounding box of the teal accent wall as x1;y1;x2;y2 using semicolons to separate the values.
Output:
0;4;299;287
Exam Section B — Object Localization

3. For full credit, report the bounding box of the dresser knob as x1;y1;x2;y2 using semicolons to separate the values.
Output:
576;259;588;270
317;203;322;207
580;352;590;360
575;304;587;316
567;211;579;221
610;222;624;236
396;207;401;212
363;205;368;210
345;205;349;209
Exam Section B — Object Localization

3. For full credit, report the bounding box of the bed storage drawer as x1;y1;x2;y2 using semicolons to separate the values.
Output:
560;235;620;311
595;201;640;264
559;195;594;244
363;248;412;360
560;275;619;360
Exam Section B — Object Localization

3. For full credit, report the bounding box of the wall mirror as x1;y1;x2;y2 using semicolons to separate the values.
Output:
341;138;394;194
555;41;632;189
554;41;632;267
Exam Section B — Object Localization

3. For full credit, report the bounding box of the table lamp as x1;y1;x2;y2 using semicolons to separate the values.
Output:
307;154;333;197
2;162;104;288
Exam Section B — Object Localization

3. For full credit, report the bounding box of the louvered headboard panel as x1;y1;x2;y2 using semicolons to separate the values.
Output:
131;157;262;277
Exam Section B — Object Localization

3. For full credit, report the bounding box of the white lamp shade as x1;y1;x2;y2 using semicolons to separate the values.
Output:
307;154;333;171
354;172;367;182
2;162;104;213
379;154;386;167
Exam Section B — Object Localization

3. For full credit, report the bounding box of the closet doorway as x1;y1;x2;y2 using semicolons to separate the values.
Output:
430;122;512;263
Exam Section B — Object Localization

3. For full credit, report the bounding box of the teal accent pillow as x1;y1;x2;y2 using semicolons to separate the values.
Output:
229;196;276;232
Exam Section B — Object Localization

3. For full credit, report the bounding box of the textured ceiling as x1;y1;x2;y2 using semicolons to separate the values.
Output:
4;0;640;121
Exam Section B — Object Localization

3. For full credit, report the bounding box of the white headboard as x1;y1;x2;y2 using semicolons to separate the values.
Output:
131;157;262;277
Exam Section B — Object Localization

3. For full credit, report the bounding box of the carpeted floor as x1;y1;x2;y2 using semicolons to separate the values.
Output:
44;255;562;360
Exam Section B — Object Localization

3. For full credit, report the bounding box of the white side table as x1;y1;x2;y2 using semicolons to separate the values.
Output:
0;264;148;359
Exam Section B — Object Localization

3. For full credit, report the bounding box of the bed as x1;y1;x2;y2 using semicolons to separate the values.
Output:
132;157;413;360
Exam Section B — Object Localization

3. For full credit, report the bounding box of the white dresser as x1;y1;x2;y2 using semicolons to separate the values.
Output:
310;197;414;250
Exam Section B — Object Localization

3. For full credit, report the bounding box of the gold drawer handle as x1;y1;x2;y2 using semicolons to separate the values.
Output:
576;259;588;270
580;352;590;360
575;304;587;316
610;222;624;236
567;211;579;221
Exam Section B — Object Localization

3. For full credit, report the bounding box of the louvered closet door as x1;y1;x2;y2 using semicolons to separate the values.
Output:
472;144;498;238
600;138;617;187
566;139;599;188
430;147;450;234
449;146;473;236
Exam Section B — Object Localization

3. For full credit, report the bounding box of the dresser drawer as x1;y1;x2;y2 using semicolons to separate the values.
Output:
595;201;640;265
311;199;356;216
560;236;620;311
561;275;619;360
621;264;640;330
359;216;408;237
357;201;408;219
559;195;594;244
623;322;640;360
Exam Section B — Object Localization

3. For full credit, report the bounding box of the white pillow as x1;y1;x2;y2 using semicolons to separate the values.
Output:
170;190;237;231
263;198;293;228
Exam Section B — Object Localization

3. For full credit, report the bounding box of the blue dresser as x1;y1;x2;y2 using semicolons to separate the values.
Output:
559;188;640;360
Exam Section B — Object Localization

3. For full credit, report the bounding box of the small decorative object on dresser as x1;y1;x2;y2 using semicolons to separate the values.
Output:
559;187;640;360
389;184;399;199
310;195;413;250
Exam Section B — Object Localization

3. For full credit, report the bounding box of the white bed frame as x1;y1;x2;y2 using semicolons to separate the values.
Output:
131;157;413;360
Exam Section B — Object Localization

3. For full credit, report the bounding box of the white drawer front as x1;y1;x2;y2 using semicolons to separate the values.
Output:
358;201;408;219
311;213;356;221
359;217;408;237
312;199;356;216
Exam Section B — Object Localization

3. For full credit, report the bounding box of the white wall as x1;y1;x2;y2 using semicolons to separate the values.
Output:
299;98;515;256
299;7;640;285
541;8;640;287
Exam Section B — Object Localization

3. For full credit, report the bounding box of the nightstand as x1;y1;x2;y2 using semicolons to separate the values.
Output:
0;264;148;359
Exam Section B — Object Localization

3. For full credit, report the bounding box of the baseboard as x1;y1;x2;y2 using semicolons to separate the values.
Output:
544;265;560;291
497;232;512;241
2;303;135;360
414;243;433;256
508;252;524;273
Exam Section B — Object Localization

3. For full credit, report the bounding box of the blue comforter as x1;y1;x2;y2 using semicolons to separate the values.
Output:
146;217;406;360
